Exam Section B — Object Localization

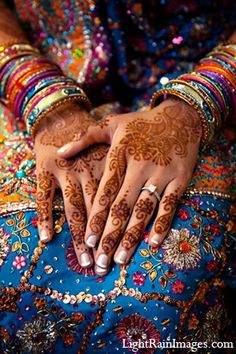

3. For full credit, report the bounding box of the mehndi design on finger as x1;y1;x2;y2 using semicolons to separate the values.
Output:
64;176;87;248
89;147;126;236
101;198;131;253
154;190;179;234
36;170;55;229
85;178;99;204
122;198;154;250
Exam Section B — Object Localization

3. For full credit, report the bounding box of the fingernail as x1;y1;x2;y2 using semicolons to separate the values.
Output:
86;235;98;248
96;254;109;268
57;144;71;154
40;229;49;242
80;252;92;267
150;234;160;245
95;265;107;275
115;250;127;264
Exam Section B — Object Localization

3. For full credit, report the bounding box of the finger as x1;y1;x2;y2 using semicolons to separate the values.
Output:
148;179;186;246
61;173;93;268
84;146;126;249
57;120;110;158
77;144;109;215
114;187;161;265
36;169;56;243
94;175;148;275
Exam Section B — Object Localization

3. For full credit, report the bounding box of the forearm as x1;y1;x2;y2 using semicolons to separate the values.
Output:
0;1;27;44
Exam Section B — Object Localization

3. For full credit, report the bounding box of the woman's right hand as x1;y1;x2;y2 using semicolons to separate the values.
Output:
34;103;108;268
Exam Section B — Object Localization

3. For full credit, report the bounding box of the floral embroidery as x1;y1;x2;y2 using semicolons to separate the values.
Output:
188;313;200;330
162;228;201;271
66;240;95;276
115;314;161;353
12;255;27;270
132;271;146;286
202;305;223;342
177;208;190;221
0;227;11;268
171;279;185;294
16;316;58;353
6;212;31;254
206;259;218;272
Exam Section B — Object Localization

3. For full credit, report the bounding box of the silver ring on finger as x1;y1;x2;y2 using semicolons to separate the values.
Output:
141;184;161;202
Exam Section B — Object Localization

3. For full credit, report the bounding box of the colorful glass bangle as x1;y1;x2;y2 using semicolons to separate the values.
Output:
22;80;81;120
17;73;68;118
180;73;229;121
0;55;43;97
195;62;236;91
20;76;77;118
10;68;62;116
197;70;236;116
176;76;222;127
192;71;233;119
0;40;30;53
164;80;216;125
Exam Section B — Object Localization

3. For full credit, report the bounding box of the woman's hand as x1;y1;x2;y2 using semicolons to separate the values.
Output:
34;103;108;268
58;98;202;275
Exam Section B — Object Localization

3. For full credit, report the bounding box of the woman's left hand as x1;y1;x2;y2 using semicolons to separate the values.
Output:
58;98;202;275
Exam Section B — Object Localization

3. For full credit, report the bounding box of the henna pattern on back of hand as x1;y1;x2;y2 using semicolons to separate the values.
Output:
119;102;201;166
39;110;95;148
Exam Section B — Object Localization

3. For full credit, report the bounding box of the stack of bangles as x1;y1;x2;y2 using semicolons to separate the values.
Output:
0;41;91;137
150;44;236;147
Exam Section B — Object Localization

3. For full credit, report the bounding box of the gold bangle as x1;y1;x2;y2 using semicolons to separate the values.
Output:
0;40;30;53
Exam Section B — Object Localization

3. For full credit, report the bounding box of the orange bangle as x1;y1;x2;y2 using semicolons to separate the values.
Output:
195;63;236;90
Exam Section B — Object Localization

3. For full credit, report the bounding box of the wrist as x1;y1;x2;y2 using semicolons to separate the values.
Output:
35;102;92;138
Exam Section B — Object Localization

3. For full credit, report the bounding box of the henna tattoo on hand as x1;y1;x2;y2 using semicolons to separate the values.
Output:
64;176;87;248
39;109;95;148
36;170;55;231
88;148;126;237
122;198;154;250
121;221;145;250
154;191;179;234
119;102;201;166
101;199;131;253
90;207;109;235
85;178;99;204
55;145;108;174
